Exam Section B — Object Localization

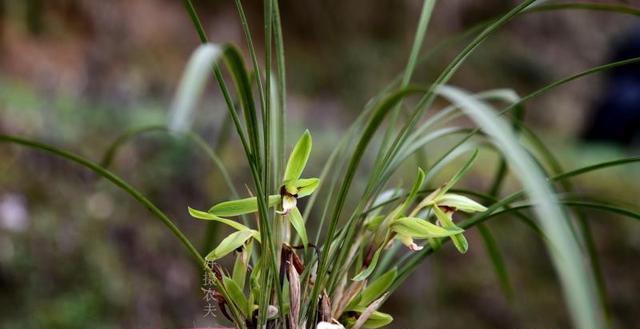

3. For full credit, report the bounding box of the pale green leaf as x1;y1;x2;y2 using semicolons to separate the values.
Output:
440;149;478;196
364;215;386;231
353;248;382;281
437;193;487;213
350;307;394;329
232;240;252;290
392;217;462;238
188;207;250;231
357;268;397;308
288;207;309;248
209;195;280;217
284;130;312;181
436;85;604;327
168;43;223;133
296;177;320;198
399;168;425;215
205;230;254;261
433;205;468;253
250;259;263;303
223;276;251;317
363;311;393;329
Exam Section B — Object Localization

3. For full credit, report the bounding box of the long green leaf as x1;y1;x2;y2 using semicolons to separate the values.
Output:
288;207;309;248
310;87;425;312
0;135;204;264
272;0;287;191
358;269;397;309
209;195;281;217
477;224;513;298
168;44;223;133
224;276;251;317
206;230;255;261
353;248;383;282
395;155;640;277
433;205;468;253
284;130;312;181
297;178;320;198
436;85;604;327
392;217;463;238
531;2;640;16
188;207;251;232
483;201;640;223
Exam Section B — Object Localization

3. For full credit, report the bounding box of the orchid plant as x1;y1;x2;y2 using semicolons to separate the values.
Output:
155;0;631;328
3;0;639;328
189;129;485;329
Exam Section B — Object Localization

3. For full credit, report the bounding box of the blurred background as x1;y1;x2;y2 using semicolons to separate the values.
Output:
1;0;639;328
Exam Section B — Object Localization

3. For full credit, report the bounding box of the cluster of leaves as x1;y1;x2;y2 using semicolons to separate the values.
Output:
189;129;487;328
1;1;640;329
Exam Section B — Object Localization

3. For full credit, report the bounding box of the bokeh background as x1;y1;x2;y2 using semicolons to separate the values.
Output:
1;0;639;328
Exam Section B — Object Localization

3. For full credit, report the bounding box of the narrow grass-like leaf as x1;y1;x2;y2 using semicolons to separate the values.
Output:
376;0;436;166
477;224;513;298
101;126;239;202
485;201;640;223
397;155;640;279
273;0;287;191
1;135;245;327
441;149;479;194
375;0;537;205
399;168;425;214
554;157;640;182
436;85;604;327
168;45;223;133
394;89;517;172
0;135;205;265
233;0;266;119
530;2;640;16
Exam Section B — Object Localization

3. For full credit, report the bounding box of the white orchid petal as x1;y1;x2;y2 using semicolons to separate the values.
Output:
316;321;345;329
281;195;297;214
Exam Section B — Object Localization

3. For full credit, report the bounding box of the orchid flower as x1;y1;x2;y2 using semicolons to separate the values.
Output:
188;130;319;257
